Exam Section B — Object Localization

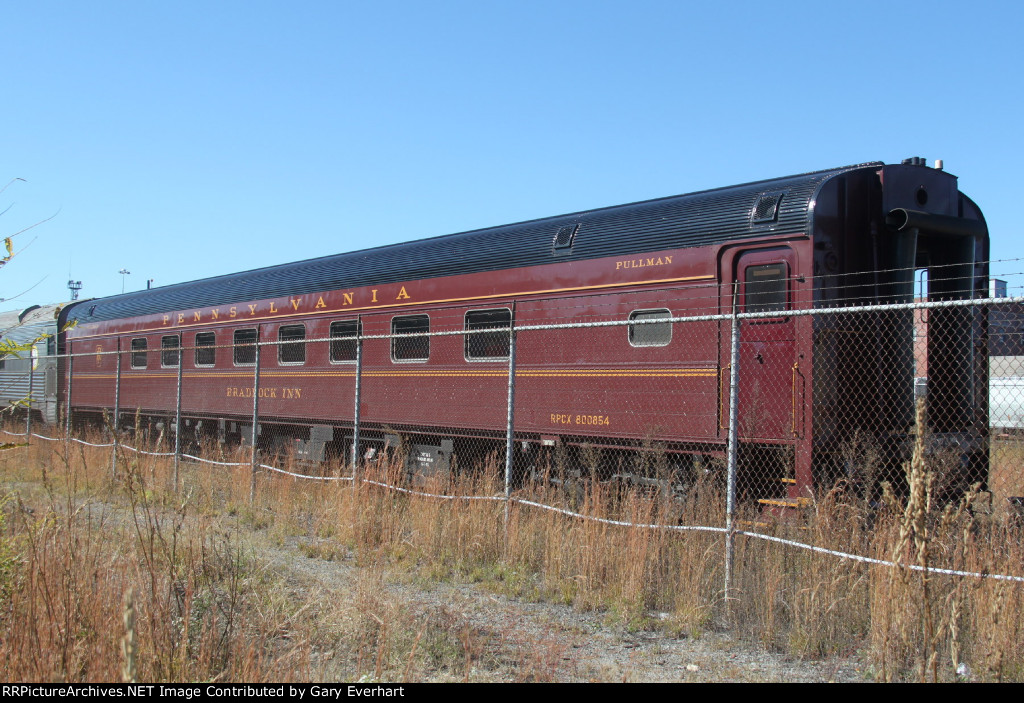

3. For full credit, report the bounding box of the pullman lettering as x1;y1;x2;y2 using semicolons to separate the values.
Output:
615;255;672;271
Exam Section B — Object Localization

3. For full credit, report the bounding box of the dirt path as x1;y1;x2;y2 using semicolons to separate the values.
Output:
257;532;870;683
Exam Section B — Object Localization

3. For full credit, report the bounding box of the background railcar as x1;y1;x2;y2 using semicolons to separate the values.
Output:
0;304;64;424
60;160;990;501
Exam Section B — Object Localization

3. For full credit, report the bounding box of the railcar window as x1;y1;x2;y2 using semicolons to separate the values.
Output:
330;320;361;363
233;328;258;366
161;335;180;367
0;355;5;370
744;264;789;314
628;309;672;346
131;338;148;369
392;315;430;361
465;309;511;360
195;332;216;367
279;324;306;364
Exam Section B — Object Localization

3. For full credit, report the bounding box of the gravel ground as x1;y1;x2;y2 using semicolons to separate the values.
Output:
1;461;869;683
258;533;871;683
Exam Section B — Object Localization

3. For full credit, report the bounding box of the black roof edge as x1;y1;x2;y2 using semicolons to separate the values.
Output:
74;161;888;324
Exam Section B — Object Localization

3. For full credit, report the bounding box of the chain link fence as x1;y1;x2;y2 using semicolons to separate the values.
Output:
5;278;1024;597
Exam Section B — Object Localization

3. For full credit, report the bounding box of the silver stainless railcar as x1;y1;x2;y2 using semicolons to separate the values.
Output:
0;304;64;424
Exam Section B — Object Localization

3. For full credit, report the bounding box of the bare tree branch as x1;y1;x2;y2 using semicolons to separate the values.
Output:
0;177;26;198
5;209;60;240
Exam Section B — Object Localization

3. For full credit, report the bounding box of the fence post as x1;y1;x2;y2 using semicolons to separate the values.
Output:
65;346;73;438
111;343;122;479
25;346;34;444
351;320;363;482
249;333;262;504
503;314;518;530
173;339;183;491
724;282;741;608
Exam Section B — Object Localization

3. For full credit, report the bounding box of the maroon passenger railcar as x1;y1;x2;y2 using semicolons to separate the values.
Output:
60;159;990;502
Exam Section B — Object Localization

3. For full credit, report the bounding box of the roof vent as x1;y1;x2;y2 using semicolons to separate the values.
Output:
552;223;580;251
18;305;41;322
752;192;784;224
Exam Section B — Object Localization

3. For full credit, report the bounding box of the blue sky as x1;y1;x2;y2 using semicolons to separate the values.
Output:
3;1;1022;305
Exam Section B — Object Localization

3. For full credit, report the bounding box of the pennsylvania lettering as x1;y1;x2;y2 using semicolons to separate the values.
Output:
160;285;415;328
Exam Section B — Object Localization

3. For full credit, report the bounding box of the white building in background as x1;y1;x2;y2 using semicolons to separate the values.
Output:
988;279;1024;429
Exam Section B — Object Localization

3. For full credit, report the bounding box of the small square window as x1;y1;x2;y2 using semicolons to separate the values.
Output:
195;332;216;367
330;320;361;363
465;309;511;360
628;310;672;347
279;325;306;364
161;335;180;367
392;315;429;361
131;338;148;369
745;264;788;314
234;328;258;366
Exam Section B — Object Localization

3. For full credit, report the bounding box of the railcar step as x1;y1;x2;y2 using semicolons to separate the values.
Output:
756;497;812;508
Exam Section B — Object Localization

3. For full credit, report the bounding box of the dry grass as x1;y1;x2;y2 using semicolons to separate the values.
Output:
0;432;488;682
0;435;317;682
1;420;1022;682
990;434;1024;520
730;405;1024;682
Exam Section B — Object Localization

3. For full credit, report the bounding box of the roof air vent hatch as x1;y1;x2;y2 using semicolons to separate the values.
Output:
752;192;784;224
552;223;580;251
